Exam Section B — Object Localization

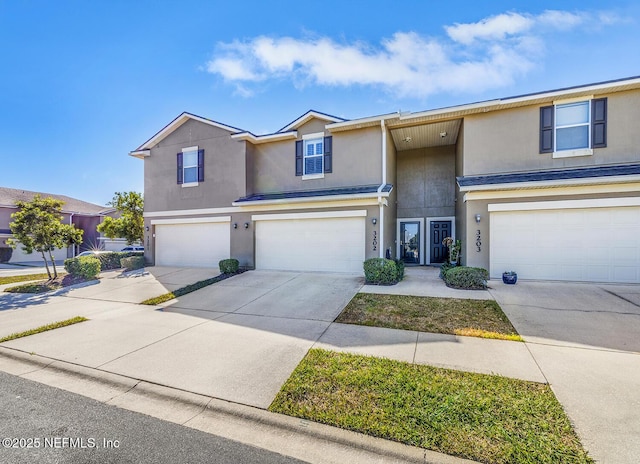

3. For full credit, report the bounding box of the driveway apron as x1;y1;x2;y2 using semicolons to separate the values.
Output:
490;281;640;464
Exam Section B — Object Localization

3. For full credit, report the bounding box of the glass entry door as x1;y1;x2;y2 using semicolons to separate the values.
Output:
400;222;420;264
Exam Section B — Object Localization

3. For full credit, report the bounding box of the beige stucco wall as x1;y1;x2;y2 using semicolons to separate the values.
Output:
252;123;382;194
144;119;247;212
463;89;640;176
396;145;456;219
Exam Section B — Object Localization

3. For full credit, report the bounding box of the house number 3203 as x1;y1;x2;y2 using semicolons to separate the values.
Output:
476;229;482;252
372;230;378;251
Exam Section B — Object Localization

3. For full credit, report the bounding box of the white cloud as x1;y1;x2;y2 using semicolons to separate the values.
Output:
206;9;620;99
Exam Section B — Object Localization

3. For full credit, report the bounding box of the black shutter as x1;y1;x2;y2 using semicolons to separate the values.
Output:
177;152;183;184
295;140;303;176
323;136;332;173
540;106;554;153
197;149;205;182
592;98;607;148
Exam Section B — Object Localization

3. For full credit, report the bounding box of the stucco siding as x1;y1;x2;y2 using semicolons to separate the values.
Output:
144;119;246;212
463;89;640;176
252;125;382;194
396;146;456;219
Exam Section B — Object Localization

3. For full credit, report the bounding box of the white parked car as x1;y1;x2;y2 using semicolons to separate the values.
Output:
76;250;109;257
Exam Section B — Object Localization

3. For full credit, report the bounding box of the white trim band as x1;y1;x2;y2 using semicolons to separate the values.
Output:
252;210;367;221
151;216;231;225
488;197;640;212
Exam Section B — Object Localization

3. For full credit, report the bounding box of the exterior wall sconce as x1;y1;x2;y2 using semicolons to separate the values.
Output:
233;223;238;229
244;222;249;229
475;214;481;223
145;226;149;232
372;218;377;225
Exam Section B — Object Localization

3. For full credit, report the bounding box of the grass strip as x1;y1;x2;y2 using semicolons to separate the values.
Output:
270;349;593;464
0;316;88;343
337;293;522;341
140;271;241;305
0;273;60;285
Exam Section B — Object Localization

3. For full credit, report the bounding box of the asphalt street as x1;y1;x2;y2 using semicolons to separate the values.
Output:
0;371;307;464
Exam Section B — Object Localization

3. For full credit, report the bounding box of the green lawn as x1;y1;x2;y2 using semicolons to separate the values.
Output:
3;274;89;294
140;271;242;305
337;293;522;341
0;273;60;286
270;349;593;464
0;317;88;343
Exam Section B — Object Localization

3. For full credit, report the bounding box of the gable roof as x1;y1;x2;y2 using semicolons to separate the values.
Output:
277;110;347;133
132;112;245;156
0;187;111;215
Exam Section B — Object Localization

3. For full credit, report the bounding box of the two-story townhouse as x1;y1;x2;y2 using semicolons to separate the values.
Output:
131;75;640;283
0;187;117;262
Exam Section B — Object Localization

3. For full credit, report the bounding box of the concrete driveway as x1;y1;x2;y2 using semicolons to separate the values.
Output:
0;269;363;409
490;281;640;464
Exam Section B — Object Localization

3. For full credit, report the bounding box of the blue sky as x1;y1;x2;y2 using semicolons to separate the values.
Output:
1;0;639;206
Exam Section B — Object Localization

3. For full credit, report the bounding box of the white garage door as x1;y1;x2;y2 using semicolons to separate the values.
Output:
155;221;230;268
7;240;68;263
255;215;366;272
490;206;640;283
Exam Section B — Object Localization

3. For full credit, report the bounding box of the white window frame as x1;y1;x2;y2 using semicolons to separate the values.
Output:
553;97;593;159
182;145;199;187
302;132;324;179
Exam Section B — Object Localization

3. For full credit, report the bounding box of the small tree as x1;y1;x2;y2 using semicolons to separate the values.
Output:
97;191;144;245
8;195;83;279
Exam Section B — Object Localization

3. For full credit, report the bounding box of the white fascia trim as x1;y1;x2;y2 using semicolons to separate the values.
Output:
279;111;345;132
151;216;231;225
231;191;390;207
231;131;297;144
129;149;150;159
553;95;594;105
464;182;640;202
459;174;640;192
252;210;367;221
488;197;640;213
326;113;399;131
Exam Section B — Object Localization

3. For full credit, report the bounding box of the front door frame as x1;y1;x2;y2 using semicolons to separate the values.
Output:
426;216;456;265
397;218;425;265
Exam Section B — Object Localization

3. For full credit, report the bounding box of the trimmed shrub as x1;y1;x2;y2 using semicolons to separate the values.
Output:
96;251;143;270
219;258;239;274
364;258;399;285
394;259;405;281
0;247;12;263
439;263;454;280
121;255;145;271
443;266;489;290
64;256;101;279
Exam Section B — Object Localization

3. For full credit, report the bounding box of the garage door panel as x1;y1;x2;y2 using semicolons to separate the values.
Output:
490;206;640;283
256;217;365;273
155;222;230;268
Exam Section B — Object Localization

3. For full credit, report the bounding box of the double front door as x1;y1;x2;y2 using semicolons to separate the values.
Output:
399;219;452;265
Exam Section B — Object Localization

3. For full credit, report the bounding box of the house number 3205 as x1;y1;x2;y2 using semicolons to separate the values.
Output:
476;229;482;252
372;230;378;251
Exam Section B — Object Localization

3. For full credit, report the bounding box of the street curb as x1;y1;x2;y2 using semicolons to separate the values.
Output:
0;347;477;464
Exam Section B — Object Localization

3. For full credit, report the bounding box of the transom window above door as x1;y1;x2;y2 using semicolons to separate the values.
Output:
304;138;323;175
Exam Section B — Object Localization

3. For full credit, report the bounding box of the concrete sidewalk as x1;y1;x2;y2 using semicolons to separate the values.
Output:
2;266;635;463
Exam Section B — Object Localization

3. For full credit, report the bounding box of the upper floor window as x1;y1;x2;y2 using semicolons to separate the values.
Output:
295;134;332;178
304;138;324;175
540;98;607;158
177;146;204;186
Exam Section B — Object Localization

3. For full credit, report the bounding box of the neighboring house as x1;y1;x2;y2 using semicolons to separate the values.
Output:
0;187;116;263
131;76;640;284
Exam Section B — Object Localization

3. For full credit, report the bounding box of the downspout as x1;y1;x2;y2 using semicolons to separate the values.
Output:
379;119;387;258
